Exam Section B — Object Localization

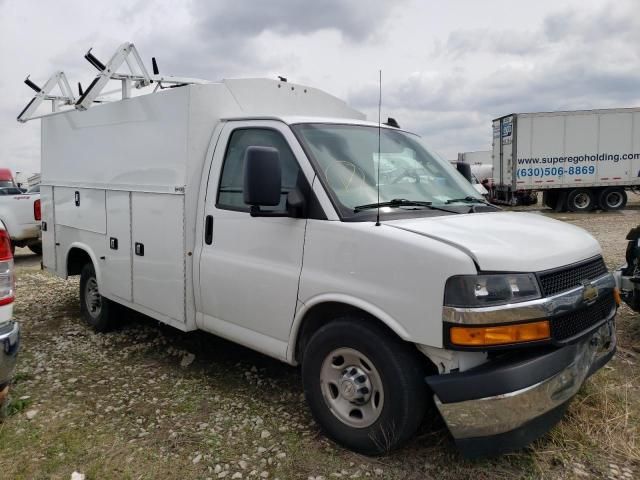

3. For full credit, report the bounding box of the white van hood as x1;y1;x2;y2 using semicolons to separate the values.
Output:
386;212;601;272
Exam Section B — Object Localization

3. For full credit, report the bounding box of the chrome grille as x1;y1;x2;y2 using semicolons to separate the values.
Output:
538;257;607;297
550;294;614;342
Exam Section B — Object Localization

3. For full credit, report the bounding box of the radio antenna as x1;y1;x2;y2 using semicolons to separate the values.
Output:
376;69;382;227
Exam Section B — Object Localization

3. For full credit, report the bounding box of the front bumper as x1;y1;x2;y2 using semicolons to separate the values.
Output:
0;321;20;392
426;319;615;458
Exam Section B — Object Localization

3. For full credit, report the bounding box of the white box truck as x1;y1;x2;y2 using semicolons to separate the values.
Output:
492;109;640;210
19;43;619;457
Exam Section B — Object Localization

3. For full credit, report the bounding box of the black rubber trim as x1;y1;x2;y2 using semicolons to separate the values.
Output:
17;97;36;121
76;77;100;105
455;400;570;458
425;343;580;404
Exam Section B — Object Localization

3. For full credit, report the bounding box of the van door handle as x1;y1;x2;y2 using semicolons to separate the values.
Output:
204;215;213;245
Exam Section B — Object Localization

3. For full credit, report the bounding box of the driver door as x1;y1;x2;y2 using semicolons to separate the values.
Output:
198;121;309;357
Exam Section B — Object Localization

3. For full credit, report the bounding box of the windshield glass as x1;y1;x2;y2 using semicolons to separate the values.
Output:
292;124;482;214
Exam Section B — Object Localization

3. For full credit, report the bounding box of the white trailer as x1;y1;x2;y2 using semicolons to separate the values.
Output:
19;43;619;457
492;109;640;210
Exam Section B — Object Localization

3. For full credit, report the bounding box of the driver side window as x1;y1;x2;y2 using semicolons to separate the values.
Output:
217;128;302;211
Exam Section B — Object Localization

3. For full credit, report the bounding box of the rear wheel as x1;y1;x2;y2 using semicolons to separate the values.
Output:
28;243;42;255
567;188;595;212
80;262;117;332
598;187;627;211
302;317;428;455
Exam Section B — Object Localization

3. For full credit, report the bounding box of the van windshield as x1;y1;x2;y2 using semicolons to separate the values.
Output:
293;124;483;216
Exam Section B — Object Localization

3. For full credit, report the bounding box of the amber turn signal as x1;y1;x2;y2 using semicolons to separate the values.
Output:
450;320;551;346
613;288;622;307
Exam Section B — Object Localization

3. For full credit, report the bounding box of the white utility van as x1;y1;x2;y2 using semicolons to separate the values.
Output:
19;43;618;457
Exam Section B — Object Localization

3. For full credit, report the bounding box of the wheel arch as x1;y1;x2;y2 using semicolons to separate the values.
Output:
65;243;101;283
287;294;412;365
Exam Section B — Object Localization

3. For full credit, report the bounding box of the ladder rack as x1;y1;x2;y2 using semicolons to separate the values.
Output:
17;42;209;123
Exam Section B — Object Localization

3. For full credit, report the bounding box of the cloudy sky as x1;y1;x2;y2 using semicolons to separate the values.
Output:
1;0;639;175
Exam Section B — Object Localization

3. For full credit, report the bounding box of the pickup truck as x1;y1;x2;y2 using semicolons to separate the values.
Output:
0;222;19;416
19;43;618;457
0;187;41;254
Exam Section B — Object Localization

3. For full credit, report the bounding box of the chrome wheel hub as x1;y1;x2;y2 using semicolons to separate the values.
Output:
340;365;372;404
320;347;384;428
575;193;590;209
85;277;102;318
605;192;623;208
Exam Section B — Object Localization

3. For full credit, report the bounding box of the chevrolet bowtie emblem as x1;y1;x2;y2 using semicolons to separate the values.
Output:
582;280;598;304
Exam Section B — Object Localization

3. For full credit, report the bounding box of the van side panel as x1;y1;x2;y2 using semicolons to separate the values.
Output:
131;192;185;323
104;191;132;301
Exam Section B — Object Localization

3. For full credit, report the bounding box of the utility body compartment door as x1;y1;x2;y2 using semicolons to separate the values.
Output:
54;187;106;233
131;192;185;323
103;191;132;301
40;185;56;271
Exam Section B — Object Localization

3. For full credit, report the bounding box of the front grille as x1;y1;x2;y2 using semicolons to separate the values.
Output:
538;257;607;297
550;294;614;342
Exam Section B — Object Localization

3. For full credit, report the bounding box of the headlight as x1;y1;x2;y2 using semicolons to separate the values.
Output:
444;273;541;307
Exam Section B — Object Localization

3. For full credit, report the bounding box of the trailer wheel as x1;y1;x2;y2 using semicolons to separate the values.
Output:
80;262;117;332
302;316;427;455
567;189;595;212
543;191;558;210
553;190;568;212
598;187;627;211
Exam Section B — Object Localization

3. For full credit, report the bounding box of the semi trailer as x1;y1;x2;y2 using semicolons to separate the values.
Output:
18;42;619;457
492;109;640;210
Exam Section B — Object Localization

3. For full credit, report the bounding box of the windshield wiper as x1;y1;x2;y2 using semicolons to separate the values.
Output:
354;198;433;212
444;196;489;205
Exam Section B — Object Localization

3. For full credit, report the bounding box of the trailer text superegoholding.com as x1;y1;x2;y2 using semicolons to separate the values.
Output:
517;152;640;165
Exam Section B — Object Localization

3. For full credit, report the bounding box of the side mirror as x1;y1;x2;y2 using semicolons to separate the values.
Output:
243;146;282;208
456;162;473;183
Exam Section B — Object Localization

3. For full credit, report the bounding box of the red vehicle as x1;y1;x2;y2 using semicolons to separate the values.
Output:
0;169;16;189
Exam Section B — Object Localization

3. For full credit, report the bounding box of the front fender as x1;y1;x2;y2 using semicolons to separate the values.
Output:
286;293;411;364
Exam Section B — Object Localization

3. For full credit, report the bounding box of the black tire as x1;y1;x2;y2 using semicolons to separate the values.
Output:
543;190;558;210
28;243;42;255
598;187;627;211
553;190;568;212
79;262;116;332
302;317;428;455
566;188;595;212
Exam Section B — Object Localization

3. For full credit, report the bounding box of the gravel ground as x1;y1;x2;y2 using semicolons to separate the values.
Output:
0;196;639;480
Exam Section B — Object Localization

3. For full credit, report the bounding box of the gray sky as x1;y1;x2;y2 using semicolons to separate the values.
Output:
1;0;639;174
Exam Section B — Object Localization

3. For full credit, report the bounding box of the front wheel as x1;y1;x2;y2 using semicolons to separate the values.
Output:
302;317;428;455
80;263;117;332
